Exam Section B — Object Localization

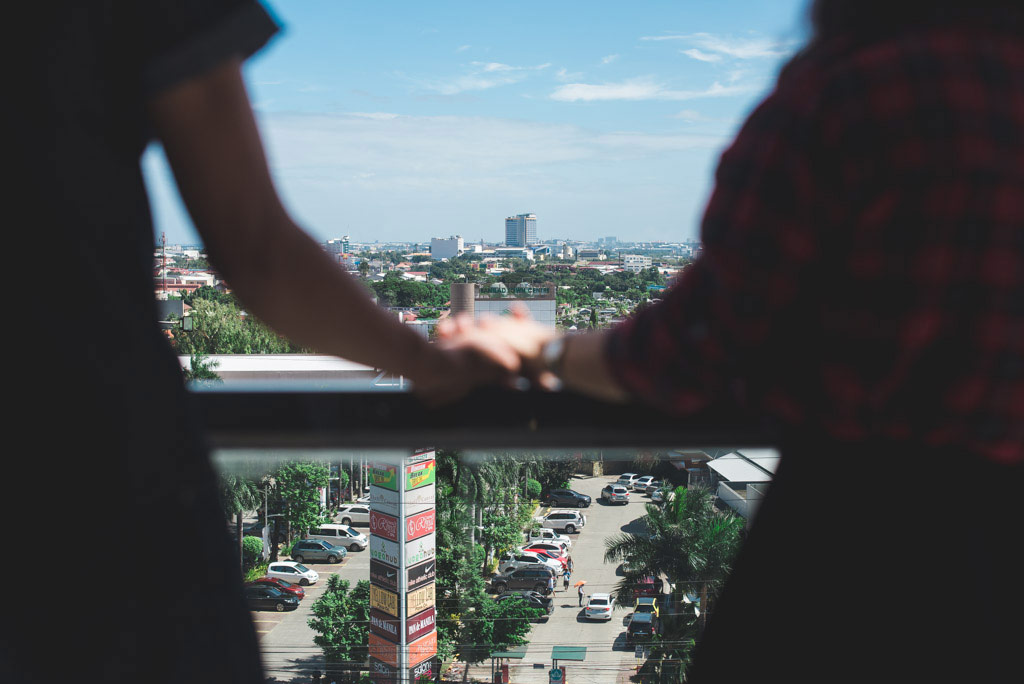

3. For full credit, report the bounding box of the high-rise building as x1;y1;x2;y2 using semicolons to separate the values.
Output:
430;235;464;260
504;213;537;247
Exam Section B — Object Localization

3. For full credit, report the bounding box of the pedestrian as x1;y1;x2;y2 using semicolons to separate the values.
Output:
563;569;570;591
547;574;555;595
567;556;574;573
578;584;585;607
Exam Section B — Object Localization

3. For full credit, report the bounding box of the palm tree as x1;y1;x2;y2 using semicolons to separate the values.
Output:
219;473;263;573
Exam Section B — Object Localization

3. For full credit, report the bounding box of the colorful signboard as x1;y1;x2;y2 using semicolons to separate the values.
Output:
369;633;400;668
406;583;436;618
370;535;401;567
370;559;399;592
370;510;400;542
370;463;399;491
404;459;436;490
406;605;436;643
409;656;437;683
405;532;436;567
406;559;436;593
370;585;399;618
406;631;438;667
369;657;399;684
369;608;402;641
405;510;435;542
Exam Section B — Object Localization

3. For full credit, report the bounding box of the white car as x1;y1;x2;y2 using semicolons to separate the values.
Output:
584;593;615;621
525;528;572;548
633;475;656;492
616;473;640;488
498;551;561;575
335;504;370;526
267;561;319;586
539;510;587;534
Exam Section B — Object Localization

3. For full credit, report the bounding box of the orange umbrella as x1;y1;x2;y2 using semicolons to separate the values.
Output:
574;580;586;588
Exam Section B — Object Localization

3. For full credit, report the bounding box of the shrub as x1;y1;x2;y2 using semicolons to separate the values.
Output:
526;479;542;499
242;535;264;568
244;562;269;583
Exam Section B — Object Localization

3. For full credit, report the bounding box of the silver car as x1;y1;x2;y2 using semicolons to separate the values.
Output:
335;504;370;526
290;539;347;564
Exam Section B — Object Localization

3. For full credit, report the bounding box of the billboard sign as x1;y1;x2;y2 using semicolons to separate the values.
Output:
369;657;399;684
406;559;436;593
370;510;400;542
369;633;400;668
369;608;402;642
405;510;435;542
409;656;437;683
405;532;435;567
406;605;436;643
407;631;438;667
370;535;401;567
370;585;399;618
370;463;399;491
406;583;436;618
370;559;399;592
405;459;436;490
404;483;434;517
369;485;400;518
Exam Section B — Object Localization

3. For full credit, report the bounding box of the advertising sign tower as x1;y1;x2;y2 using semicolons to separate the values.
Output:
368;450;438;684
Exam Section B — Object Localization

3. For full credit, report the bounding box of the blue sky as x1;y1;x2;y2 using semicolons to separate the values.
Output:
145;0;810;246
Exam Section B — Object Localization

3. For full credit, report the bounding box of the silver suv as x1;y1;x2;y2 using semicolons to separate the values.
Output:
290;539;347;564
601;484;630;504
539;510;586;534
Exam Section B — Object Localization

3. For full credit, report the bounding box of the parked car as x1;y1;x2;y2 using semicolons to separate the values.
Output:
495;590;554;617
247;576;305;600
526;528;572;548
335;504;370;526
267;561;319;586
584;593;615;621
633;476;656;492
634;596;659;617
497;551;561;575
244;585;300;612
626;611;658;643
644;480;663;496
634;575;660;597
520;541;568;558
616;473;640;488
520;547;568;569
651;489;664;504
538;510;587;534
290;539;347;564
309;523;368;551
490;568;556;595
601;484;630;504
546;488;591;508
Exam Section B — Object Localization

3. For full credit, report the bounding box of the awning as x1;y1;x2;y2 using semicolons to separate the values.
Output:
490;645;529;659
707;451;778;482
551;646;587;661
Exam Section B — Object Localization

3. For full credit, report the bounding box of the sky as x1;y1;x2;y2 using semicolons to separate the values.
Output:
144;0;810;247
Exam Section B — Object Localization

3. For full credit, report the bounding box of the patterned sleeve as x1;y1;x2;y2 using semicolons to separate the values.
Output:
604;70;828;417
132;0;280;97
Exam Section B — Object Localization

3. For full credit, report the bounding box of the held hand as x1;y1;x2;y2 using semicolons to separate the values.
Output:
406;326;522;405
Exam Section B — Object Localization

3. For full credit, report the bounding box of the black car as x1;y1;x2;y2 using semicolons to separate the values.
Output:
495;591;554;617
547;488;591;508
490;568;555;595
626;611;658;643
244;585;300;612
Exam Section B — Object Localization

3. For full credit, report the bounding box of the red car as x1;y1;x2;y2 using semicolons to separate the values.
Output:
524;548;568;569
247;576;306;600
634;576;660;597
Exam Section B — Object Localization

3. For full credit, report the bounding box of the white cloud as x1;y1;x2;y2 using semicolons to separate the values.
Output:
419;62;550;94
642;32;797;60
681;49;721;63
601;54;619;65
456;44;471;52
550;77;756;102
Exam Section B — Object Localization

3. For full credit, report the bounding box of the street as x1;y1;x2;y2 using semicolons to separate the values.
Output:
255;472;650;683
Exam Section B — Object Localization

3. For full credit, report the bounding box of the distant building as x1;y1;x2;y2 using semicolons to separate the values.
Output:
325;236;350;255
475;281;556;330
576;249;604;260
493;247;534;261
505;213;537;247
622;254;652;273
430;235;464;260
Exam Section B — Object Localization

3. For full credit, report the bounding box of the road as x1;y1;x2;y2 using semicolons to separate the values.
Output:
256;473;648;683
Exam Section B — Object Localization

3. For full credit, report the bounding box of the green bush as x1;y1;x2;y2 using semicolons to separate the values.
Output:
242;536;264;568
526;479;542;499
244;562;269;583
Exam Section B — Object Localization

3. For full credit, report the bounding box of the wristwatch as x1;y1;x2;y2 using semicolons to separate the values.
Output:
540;336;567;379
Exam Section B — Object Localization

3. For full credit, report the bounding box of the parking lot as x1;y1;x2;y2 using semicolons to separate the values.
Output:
254;473;651;683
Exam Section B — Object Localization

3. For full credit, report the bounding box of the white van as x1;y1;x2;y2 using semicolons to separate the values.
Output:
309;523;368;551
526;528;572;547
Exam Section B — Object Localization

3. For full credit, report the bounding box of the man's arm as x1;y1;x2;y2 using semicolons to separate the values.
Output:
147;59;516;393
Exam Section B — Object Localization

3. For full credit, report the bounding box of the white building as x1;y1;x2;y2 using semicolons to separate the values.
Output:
475;282;556;330
430;235;464;260
505;213;537;247
622;254;653;273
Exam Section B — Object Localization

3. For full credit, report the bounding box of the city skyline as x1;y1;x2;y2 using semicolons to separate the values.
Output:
144;0;809;246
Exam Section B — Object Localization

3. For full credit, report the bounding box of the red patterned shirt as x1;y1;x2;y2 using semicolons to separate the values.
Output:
606;17;1024;464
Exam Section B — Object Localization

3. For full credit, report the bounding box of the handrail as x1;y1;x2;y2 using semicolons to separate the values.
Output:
193;387;777;450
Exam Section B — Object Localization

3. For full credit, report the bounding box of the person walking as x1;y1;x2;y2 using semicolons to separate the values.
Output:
578;584;585;607
567;556;574;573
563;568;570;591
547;574;555;595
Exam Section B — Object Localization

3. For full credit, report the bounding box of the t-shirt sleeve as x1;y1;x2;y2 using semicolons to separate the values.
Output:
134;0;280;97
604;77;825;416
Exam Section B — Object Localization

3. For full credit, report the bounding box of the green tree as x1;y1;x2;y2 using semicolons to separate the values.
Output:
358;259;370;279
273;461;330;542
171;298;304;355
308;575;371;679
219;473;263;573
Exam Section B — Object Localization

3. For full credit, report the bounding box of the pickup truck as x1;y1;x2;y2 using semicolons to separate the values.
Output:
526;528;572;547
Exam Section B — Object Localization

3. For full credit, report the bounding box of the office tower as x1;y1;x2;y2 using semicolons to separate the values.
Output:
504;213;537;247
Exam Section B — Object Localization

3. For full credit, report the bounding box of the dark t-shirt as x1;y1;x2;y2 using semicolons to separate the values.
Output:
7;3;277;682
